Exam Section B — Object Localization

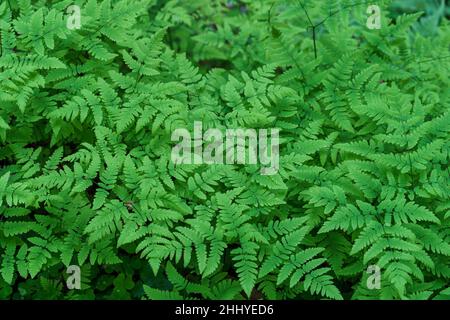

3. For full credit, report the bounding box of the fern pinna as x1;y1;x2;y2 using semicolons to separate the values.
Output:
0;0;449;300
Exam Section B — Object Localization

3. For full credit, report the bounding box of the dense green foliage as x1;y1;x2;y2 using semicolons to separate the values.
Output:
0;0;449;300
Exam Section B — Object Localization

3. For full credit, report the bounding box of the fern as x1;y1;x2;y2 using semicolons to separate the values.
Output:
0;0;448;301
